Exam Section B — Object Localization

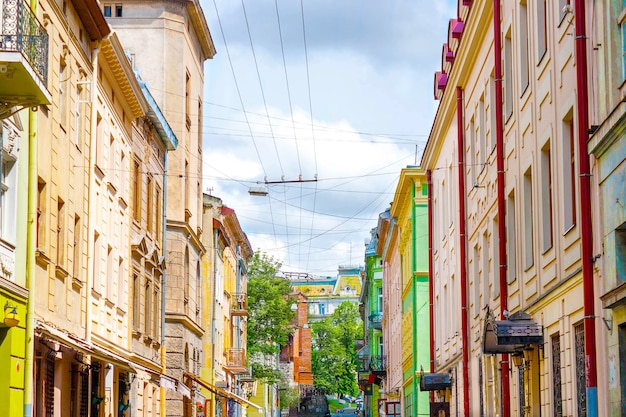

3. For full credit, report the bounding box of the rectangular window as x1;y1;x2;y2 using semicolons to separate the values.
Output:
519;1;529;93
507;191;517;283
155;186;162;241
617;224;626;282
562;111;577;231
118;258;125;311
59;59;68;130
489;73;497;153
185;160;190;214
619;3;626;79
37;179;47;249
57;198;65;267
574;323;587;417
92;232;100;292
523;167;534;269
469;115;476;184
493;216;500;298
473;244;480;317
537;0;548;59
146;175;153;234
72;215;81;279
133;159;141;222
479;94;486;166
95;114;104;169
541;141;554;251
153;284;160;339
377;286;383;312
504;30;513;121
115;4;122;17
133;273;140;331
103;5;111;16
185;72;191;131
106;246;114;301
551;333;563;417
109;135;115;183
145;278;152;337
482;231;489;303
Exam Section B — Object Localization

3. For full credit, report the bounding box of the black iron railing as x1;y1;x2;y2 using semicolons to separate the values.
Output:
368;355;387;374
368;312;383;328
1;0;49;84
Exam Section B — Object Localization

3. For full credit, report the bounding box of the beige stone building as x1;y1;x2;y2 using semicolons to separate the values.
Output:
106;1;215;416
422;0;607;416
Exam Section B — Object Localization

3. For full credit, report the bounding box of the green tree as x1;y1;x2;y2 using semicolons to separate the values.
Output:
311;301;363;396
247;252;295;382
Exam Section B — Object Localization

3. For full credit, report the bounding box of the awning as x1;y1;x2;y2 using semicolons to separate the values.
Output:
184;372;262;411
482;309;543;354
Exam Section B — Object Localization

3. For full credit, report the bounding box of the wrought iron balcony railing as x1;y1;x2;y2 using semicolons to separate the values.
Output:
1;0;48;85
230;293;248;317
368;355;387;375
368;312;383;329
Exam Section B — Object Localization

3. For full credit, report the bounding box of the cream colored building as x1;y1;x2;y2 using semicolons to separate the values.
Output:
199;194;257;417
106;1;215;416
422;1;605;416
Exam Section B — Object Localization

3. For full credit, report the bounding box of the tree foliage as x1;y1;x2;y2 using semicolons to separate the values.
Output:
311;301;363;396
246;252;295;382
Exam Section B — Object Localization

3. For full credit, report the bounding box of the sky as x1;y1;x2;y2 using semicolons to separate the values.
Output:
200;0;456;277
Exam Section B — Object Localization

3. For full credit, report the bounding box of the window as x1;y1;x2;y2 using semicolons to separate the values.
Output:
385;402;401;417
103;5;111;16
37;178;47;249
469;115;476;184
574;323;587;417
146;175;153;233
145;275;152;337
132;272;140;331
473;244;480;317
115;4;122;17
479;94;486;166
95;114;104;169
541;141;554;251
59;59;68;129
504;29;513;121
507;191;516;283
523;167;534;269
482;232;489;303
489;73;497;152
92;232;100;291
319;304;325;315
558;0;571;25
106;246;114;301
617;223;626;282
196;261;201;322
72;215;81;279
551;333;563;416
184;160;189;213
133;158;141;222
185;72;191;131
377;286;383;312
184;247;189;304
493;216;500;298
519;1;529;93
537;0;548;59
118;258;125;311
56;199;65;267
155;186;162;241
619;2;626;80
153;279;160;339
562;111;576;231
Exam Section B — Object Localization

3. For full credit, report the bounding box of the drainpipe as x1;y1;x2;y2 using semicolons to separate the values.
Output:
411;181;418;414
426;170;434;404
573;1;597;415
24;105;38;417
492;1;510;416
160;149;168;417
455;87;470;417
212;227;219;387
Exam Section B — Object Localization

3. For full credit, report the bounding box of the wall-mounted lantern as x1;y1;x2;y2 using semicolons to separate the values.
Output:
3;302;19;328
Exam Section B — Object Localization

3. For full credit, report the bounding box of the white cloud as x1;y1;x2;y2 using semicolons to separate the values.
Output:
201;0;456;276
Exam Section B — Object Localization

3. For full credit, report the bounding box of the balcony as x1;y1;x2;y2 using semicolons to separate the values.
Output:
230;293;248;317
223;348;248;375
368;312;383;329
368;355;387;376
0;0;51;118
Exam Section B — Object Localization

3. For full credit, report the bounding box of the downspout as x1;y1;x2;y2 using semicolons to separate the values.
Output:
426;170;434;404
573;1;597;415
24;0;39;414
455;87;470;417
160;149;168;417
24;104;38;417
411;180;418;414
492;1;510;416
212;227;219;387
